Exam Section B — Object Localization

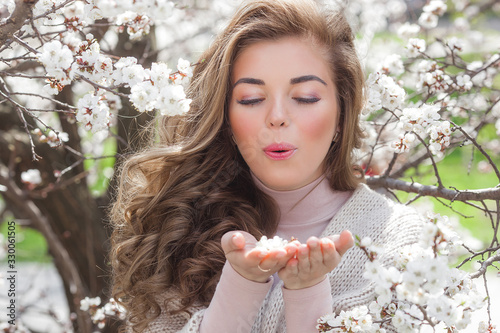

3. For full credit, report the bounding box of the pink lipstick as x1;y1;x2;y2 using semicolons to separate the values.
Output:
263;143;297;160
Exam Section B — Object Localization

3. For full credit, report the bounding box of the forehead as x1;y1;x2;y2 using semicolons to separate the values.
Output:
231;37;333;84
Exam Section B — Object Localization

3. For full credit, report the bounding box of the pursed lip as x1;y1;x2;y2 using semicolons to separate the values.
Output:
263;143;297;160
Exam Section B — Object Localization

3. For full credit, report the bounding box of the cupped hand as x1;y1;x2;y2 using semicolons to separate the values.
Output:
278;230;354;290
221;230;299;283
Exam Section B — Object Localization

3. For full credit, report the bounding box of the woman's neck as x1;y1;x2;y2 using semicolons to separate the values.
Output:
251;172;352;239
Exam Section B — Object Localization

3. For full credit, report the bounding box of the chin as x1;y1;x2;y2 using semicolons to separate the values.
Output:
260;174;306;191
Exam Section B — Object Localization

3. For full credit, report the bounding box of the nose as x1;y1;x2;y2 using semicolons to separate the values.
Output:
266;99;289;128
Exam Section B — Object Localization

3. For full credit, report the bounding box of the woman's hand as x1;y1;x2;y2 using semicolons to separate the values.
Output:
278;230;354;290
221;231;298;283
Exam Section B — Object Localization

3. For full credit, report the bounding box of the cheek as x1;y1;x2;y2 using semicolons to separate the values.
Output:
230;112;263;163
299;112;337;144
229;112;254;142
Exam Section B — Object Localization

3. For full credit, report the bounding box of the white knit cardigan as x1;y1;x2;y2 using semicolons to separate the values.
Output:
142;183;424;332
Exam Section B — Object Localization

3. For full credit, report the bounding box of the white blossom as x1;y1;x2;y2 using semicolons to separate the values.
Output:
360;237;372;247
156;84;192;116
397;22;421;39
21;169;42;186
255;235;289;251
454;74;472;91
113;57;147;87
148;62;172;86
378;54;404;76
177;58;193;79
447;37;464;51
80;296;101;311
38;41;74;71
418;12;439;29
406;38;426;57
130;81;158;112
76;92;111;133
424;0;448;16
364;72;405;114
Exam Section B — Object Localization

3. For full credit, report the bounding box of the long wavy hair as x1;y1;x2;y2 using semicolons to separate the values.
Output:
110;0;365;331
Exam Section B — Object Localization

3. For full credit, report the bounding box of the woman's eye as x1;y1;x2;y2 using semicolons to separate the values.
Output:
293;97;321;104
237;98;264;106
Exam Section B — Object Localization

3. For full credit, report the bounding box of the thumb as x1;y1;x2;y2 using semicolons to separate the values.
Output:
221;231;246;254
221;230;257;255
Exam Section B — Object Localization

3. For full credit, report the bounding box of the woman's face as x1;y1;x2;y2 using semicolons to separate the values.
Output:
229;37;340;191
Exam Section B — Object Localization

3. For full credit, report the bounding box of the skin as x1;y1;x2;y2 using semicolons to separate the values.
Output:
223;37;354;290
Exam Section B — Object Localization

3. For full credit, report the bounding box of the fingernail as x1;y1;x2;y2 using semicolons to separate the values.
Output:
309;239;318;247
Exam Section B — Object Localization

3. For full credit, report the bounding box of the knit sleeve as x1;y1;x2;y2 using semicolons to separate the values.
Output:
140;295;206;333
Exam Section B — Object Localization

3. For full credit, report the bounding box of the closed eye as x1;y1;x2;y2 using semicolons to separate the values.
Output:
293;97;321;104
237;98;264;106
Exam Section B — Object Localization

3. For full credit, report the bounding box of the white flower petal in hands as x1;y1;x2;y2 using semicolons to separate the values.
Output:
255;235;289;251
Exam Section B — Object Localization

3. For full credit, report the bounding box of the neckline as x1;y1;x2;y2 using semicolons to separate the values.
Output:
251;172;350;226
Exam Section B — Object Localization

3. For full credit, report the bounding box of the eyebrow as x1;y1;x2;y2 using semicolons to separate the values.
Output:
233;78;265;87
290;75;327;86
233;75;327;88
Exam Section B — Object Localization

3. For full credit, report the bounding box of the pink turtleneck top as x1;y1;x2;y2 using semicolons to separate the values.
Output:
199;174;352;333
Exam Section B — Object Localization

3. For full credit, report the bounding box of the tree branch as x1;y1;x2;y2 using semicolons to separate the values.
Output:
470;252;500;279
366;176;500;201
0;0;39;46
0;163;92;332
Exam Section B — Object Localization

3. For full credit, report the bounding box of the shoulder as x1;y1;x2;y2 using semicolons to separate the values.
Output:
330;183;424;246
348;183;423;224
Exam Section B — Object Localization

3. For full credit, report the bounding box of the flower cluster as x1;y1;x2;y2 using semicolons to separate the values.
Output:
392;104;452;157
32;128;69;148
428;121;452;157
76;91;112;133
30;0;191;134
467;55;500;89
37;41;74;94
255;235;290;251
364;72;406;114
452;74;473;92
72;35;113;84
80;296;126;329
87;0;175;40
317;306;380;333
416;61;453;94
418;0;447;29
479;321;498;333
128;58;193;116
317;213;489;333
397;23;420;40
406;38;426;58
376;54;404;77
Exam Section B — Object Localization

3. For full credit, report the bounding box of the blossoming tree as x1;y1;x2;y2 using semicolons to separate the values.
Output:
0;0;498;332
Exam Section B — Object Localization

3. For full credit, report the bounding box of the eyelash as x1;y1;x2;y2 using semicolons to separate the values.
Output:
236;97;320;106
293;97;320;104
237;98;264;105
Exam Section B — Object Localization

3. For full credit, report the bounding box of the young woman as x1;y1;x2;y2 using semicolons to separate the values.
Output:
110;0;423;332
